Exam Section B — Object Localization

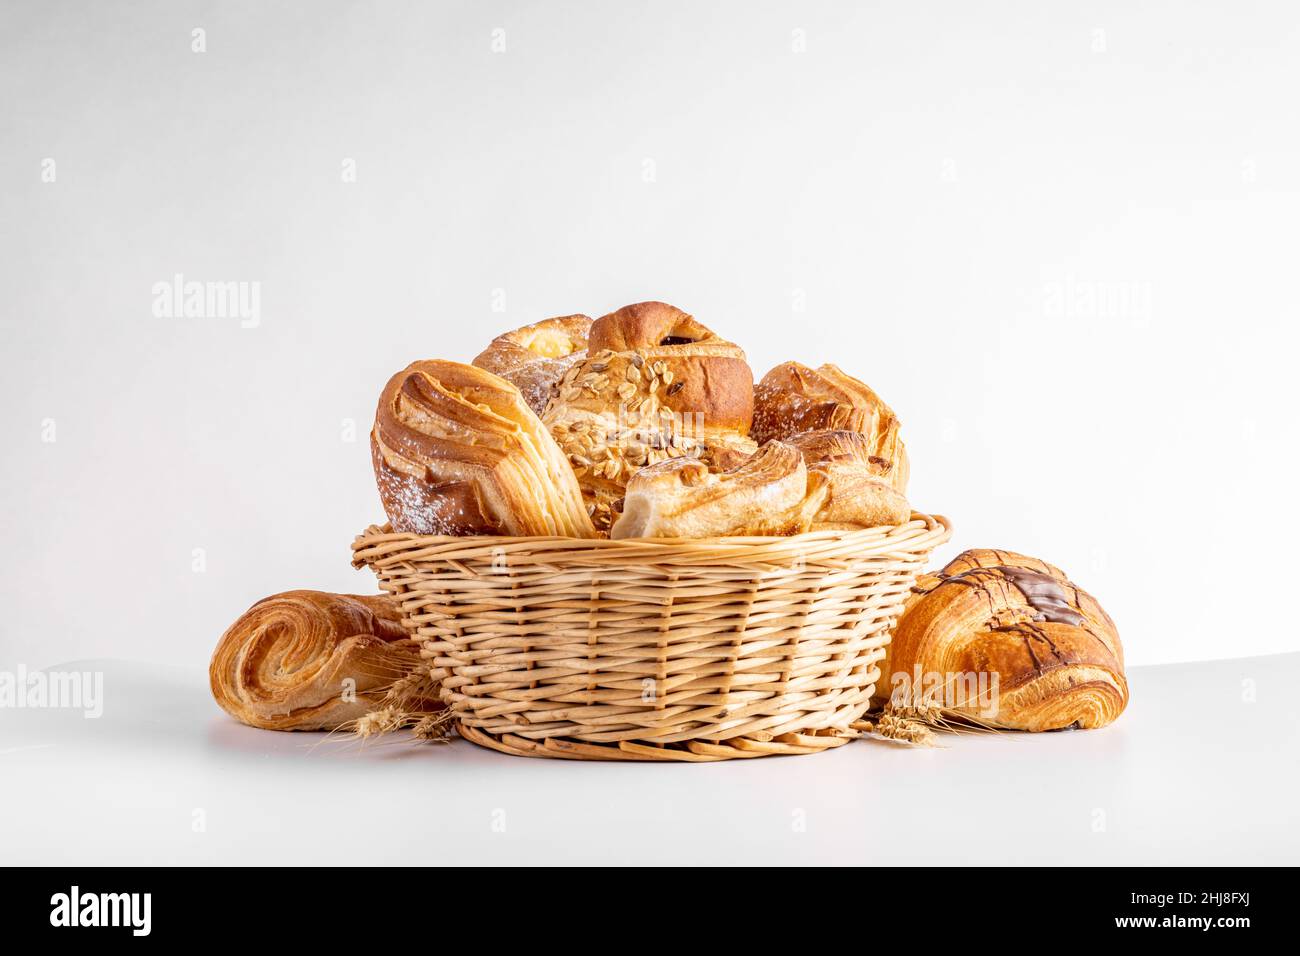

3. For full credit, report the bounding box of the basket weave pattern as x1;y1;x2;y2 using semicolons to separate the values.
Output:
352;513;950;761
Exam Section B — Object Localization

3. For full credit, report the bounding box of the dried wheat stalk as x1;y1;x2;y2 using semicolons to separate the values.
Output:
343;666;452;743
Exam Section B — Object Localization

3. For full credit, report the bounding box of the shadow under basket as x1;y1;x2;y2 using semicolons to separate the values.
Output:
352;513;951;761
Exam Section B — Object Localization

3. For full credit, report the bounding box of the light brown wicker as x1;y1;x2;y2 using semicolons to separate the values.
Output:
351;512;951;761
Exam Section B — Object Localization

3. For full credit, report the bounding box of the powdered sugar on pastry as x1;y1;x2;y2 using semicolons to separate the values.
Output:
371;360;596;538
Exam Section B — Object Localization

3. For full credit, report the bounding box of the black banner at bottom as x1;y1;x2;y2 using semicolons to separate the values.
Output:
0;866;1278;940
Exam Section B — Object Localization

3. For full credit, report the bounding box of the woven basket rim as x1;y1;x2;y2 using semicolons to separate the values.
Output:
351;512;951;569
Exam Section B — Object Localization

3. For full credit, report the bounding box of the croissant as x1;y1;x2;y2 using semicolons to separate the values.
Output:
209;590;433;731
471;314;592;417
752;362;908;494
372;359;597;537
610;440;827;538
878;550;1127;731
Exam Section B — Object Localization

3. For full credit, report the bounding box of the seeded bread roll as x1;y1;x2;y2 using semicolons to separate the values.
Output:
542;302;758;532
584;301;754;434
471;314;592;417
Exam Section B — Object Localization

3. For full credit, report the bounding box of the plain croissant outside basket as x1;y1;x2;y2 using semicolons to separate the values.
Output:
352;513;951;761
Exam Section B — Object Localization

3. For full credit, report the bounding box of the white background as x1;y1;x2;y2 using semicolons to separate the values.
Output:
3;0;1298;672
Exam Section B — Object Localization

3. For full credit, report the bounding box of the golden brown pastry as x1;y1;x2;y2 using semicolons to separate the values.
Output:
543;302;758;531
787;430;910;529
752;362;908;493
877;550;1127;731
372;360;597;537
610;440;827;539
209;590;433;731
584;301;755;434
471;314;592;417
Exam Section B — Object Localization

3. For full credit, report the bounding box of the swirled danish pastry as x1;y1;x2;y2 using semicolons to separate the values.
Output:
209;590;431;731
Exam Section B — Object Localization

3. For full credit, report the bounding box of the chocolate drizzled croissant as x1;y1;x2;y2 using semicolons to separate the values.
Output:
878;550;1127;731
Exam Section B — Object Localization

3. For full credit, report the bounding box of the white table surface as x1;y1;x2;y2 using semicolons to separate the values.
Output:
2;654;1297;866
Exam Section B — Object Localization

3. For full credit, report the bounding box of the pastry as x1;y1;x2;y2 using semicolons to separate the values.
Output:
209;590;433;731
610;440;828;539
752;362;908;493
372;359;597;537
543;301;758;531
471;314;592;417
787;430;910;528
584;301;755;434
877;549;1127;731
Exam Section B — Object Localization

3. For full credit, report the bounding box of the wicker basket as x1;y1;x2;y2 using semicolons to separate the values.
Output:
352;513;951;761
